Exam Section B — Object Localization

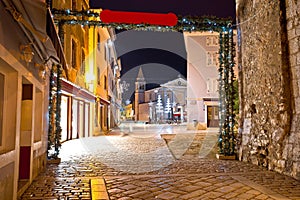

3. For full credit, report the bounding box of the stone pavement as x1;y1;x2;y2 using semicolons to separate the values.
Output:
21;125;300;199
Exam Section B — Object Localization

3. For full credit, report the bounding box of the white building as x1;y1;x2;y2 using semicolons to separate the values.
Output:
184;32;221;128
184;31;237;128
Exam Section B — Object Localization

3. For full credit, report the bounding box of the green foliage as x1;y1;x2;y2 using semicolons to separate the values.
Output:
233;79;239;116
47;65;62;159
51;9;233;33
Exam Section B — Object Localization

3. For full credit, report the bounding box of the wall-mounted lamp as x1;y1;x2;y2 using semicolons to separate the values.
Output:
20;44;34;63
34;63;46;80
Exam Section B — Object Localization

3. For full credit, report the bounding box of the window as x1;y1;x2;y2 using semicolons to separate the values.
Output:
0;73;4;145
97;67;100;85
207;78;218;93
104;75;107;90
206;35;218;46
72;0;77;10
97;33;101;51
207;51;219;66
80;49;85;75
104;43;110;61
71;39;77;68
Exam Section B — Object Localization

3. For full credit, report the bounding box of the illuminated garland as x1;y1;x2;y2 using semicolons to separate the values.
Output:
47;65;62;159
51;9;233;32
55;65;62;158
51;9;236;157
47;65;54;159
218;27;236;156
52;8;100;18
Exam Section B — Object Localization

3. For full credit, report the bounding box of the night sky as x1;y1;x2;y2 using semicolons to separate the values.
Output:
90;0;236;101
90;0;236;18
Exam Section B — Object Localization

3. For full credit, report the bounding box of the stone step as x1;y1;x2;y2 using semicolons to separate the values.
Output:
91;178;110;200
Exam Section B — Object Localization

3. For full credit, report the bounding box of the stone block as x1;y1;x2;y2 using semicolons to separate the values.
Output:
292;162;300;177
290;38;300;54
196;123;207;130
216;154;236;160
296;52;300;65
294;97;300;114
293;147;300;160
277;160;286;168
296;25;300;36
92;191;109;200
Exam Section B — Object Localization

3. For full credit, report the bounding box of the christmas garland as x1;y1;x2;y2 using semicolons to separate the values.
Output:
50;9;236;157
51;9;233;32
47;65;62;159
218;28;236;156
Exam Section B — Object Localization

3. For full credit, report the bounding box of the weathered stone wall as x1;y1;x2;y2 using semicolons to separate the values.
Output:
285;0;300;179
237;0;300;179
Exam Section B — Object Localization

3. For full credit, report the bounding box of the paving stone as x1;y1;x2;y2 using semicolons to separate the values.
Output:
156;191;180;199
21;130;300;200
236;192;256;199
180;185;199;192
92;191;109;199
255;194;270;200
215;185;236;193
221;192;240;199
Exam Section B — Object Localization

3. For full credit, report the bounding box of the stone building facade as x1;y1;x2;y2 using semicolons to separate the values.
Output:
0;0;64;198
237;0;300;179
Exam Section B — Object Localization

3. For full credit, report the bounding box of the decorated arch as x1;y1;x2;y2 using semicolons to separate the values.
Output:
49;9;236;157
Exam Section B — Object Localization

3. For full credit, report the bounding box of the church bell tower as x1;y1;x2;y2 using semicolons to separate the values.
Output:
134;67;146;121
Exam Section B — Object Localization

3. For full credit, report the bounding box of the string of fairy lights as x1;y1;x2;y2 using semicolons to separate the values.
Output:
48;65;62;159
51;8;233;32
48;8;236;158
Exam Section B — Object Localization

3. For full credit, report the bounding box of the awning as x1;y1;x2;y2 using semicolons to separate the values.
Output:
97;97;110;105
6;0;67;74
61;79;96;102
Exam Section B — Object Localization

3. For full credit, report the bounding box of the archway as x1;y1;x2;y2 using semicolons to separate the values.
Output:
50;10;236;157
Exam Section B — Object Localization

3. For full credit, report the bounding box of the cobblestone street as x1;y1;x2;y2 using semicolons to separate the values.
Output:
21;125;300;199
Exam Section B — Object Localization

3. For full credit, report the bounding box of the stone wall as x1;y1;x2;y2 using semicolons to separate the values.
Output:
237;0;300;179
